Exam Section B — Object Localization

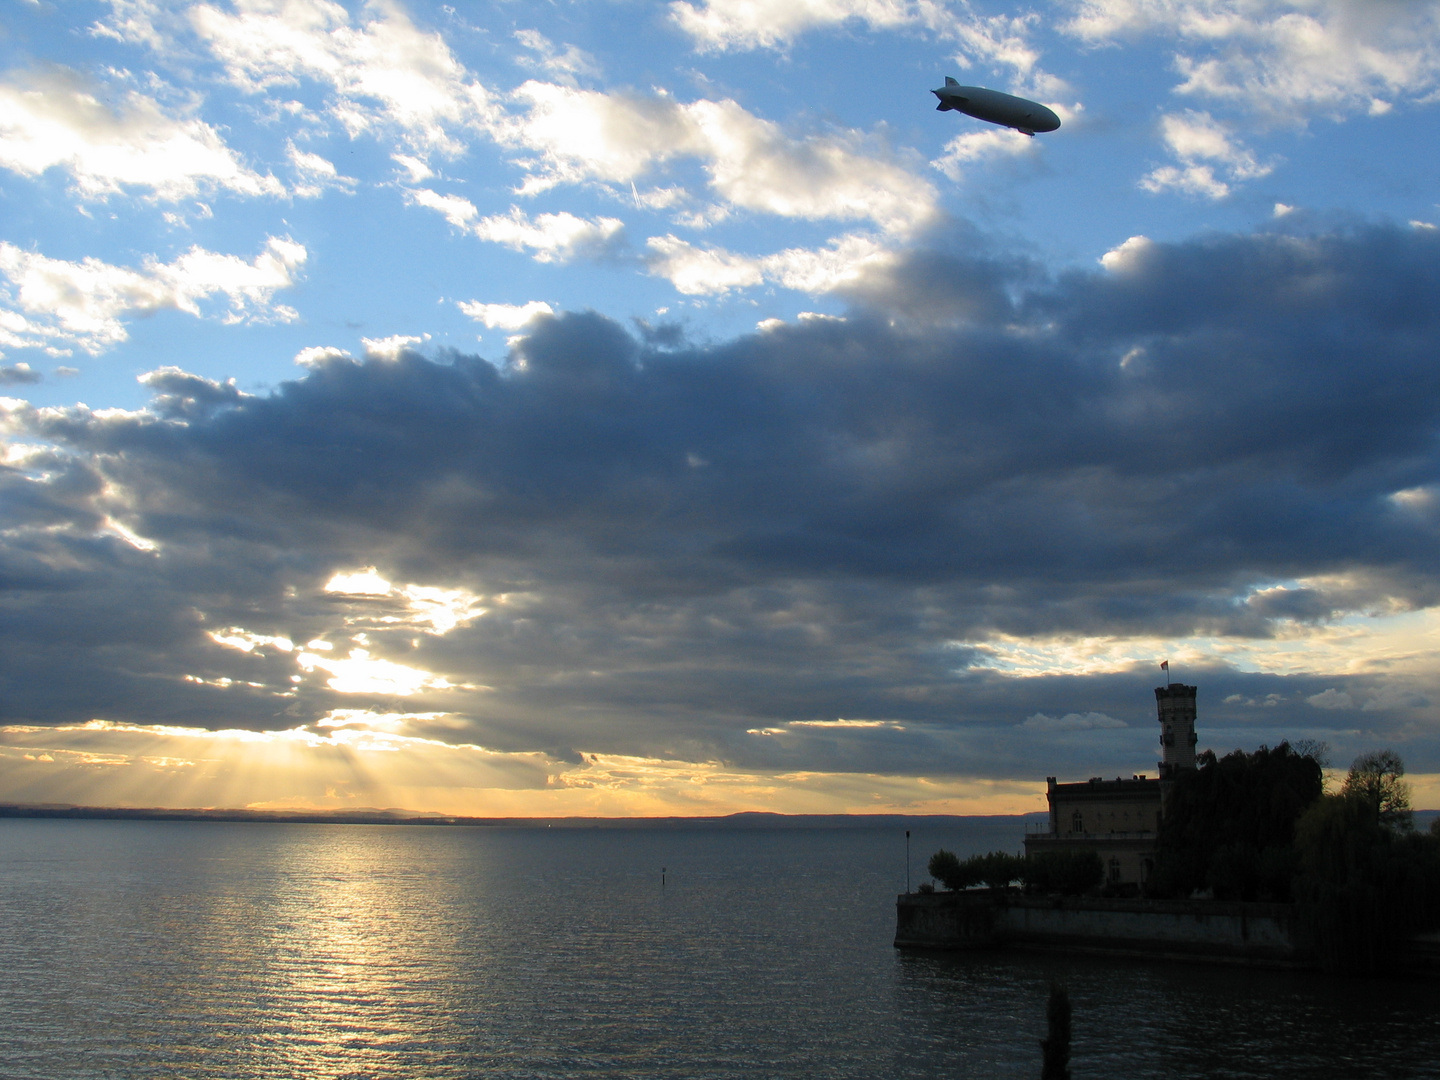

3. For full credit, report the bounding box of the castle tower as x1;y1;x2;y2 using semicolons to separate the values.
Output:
1156;683;1198;781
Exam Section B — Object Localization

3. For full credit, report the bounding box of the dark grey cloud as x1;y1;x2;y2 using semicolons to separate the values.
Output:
0;363;41;386
4;221;1440;779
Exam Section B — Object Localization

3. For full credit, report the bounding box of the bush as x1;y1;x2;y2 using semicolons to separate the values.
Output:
973;851;1026;890
927;849;1026;890
927;849;970;890
1026;849;1104;896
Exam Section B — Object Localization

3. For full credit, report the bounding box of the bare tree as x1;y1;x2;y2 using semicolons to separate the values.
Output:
1343;750;1412;831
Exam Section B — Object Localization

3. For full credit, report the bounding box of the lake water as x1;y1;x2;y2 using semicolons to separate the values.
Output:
1;819;1437;1079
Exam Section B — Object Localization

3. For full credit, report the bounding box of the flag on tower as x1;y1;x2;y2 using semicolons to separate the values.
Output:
1160;661;1168;671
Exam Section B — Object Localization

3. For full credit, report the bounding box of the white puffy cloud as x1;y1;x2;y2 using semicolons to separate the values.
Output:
0;237;306;355
1141;110;1271;198
146;0;503;157
456;300;555;330
294;344;352;368
404;186;622;263
645;235;765;295
1099;234;1155;271
361;333;429;360
469;207;624;263
930;127;1036;181
646;231;895;295
503;83;937;236
405;186;479;228
1063;0;1440;118
0;67;282;200
499;81;699;193
669;0;1063;95
287;142;355;197
669;0;947;52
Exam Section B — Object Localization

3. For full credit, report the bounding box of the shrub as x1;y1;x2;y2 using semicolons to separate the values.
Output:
972;851;1026;889
927;849;970;890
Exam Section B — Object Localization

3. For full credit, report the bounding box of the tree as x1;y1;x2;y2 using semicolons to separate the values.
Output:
1293;792;1440;973
928;849;971;891
1343;749;1412;831
974;851;1026;890
1152;742;1325;900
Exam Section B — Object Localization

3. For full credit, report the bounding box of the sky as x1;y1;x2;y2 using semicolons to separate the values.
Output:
3;0;1440;816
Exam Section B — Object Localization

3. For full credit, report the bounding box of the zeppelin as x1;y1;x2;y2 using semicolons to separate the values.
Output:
932;77;1061;136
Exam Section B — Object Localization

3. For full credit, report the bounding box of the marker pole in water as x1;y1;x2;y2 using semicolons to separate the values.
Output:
662;866;666;890
905;830;911;894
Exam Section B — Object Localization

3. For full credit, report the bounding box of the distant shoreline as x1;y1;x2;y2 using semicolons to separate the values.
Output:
0;804;1050;829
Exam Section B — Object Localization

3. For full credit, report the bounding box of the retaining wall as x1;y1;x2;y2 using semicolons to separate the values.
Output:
894;891;1307;966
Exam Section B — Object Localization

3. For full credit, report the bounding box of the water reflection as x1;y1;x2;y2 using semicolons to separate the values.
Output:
1;820;1437;1079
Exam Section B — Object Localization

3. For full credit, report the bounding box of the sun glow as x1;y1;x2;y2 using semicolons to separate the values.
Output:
0;719;1054;816
296;648;454;696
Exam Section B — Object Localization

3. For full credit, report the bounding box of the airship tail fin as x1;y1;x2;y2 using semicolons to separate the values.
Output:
944;76;959;86
936;101;954;111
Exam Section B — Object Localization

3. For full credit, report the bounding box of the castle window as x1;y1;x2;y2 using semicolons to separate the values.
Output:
1071;810;1083;834
1108;857;1121;883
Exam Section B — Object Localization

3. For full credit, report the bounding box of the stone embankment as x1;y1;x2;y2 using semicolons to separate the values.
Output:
895;890;1306;967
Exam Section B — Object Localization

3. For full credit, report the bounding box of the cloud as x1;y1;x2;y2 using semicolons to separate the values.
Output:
287;142;356;197
0;66;284;200
403;188;624;263
931;127;1037;182
1141;111;1271;198
667;0;1065;105
1063;0;1440;120
669;0;948;52
5;222;1440;785
501;83;938;236
469;207;625;263
1021;712;1127;732
138;366;250;420
513;29;601;81
361;333;429;360
0;236;306;355
456;300;555;330
0;363;42;385
646;232;895;295
94;1;939;302
1306;688;1355;710
180;0;502;157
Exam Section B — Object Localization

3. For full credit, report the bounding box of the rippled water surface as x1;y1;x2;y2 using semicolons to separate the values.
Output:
2;819;1438;1079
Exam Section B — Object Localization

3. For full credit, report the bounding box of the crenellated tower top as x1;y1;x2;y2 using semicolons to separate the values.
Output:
1156;683;1198;780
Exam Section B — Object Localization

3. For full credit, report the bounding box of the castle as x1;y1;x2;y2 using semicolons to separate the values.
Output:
1022;684;1198;889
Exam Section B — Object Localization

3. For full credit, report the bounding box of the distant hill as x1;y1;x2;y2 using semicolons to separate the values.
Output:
0;803;1049;829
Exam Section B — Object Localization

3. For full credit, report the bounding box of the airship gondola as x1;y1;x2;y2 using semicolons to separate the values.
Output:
932;77;1060;136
